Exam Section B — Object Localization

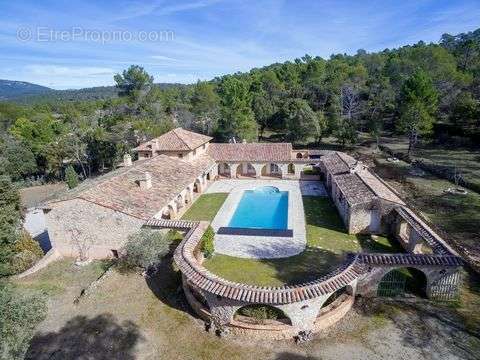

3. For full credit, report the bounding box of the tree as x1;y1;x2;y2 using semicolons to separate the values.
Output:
252;95;276;139
450;92;479;135
0;282;47;360
217;77;258;142
114;65;154;100
9;114;62;157
0;176;21;276
190;81;220;134
65;165;79;189
366;76;395;150
282;98;319;143
0;136;37;181
334;118;358;146
398;70;438;156
118;230;173;271
314;110;327;144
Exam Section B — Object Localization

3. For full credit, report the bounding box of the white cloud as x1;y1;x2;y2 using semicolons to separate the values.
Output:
150;55;178;61
25;65;115;77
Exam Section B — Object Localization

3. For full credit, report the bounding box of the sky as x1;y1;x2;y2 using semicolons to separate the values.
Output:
0;0;479;89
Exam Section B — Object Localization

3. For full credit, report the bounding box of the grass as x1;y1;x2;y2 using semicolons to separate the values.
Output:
181;193;228;221
17;259;274;360
377;135;480;191
203;197;401;286
374;156;480;254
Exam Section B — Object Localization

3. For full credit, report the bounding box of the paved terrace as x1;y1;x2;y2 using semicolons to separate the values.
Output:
205;180;326;259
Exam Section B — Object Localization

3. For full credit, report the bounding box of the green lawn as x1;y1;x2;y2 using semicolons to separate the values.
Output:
204;196;401;286
181;193;228;221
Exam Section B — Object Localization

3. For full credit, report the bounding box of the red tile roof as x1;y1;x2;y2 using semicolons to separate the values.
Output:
207;143;293;162
48;154;215;220
133;128;212;152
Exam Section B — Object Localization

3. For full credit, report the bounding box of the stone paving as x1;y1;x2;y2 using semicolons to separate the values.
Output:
207;180;324;259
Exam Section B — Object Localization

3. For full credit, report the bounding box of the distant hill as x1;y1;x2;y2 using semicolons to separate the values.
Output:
0;80;52;100
1;82;186;103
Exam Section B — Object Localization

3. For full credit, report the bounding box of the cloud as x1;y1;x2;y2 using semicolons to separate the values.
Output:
25;65;115;77
150;55;178;61
156;0;222;16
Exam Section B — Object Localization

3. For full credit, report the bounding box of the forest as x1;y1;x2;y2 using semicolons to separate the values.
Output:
1;28;478;189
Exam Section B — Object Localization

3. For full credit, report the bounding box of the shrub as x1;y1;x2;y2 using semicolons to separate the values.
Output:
302;166;320;175
9;250;38;274
200;226;215;258
237;305;287;320
14;231;43;259
65;165;79;189
118;229;173;271
0;282;47;360
8;232;44;274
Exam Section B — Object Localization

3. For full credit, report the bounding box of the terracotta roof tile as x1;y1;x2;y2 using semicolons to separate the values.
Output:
49;154;215;220
207;143;293;162
134;128;212;152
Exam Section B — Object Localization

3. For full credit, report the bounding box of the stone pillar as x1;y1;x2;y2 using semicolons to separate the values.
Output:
204;293;242;333
295;164;304;179
230;163;239;178
279;164;288;179
277;296;329;332
195;178;204;193
408;228;423;253
169;202;177;219
252;164;263;178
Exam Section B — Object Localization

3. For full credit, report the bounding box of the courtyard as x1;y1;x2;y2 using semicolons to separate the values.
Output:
181;180;401;286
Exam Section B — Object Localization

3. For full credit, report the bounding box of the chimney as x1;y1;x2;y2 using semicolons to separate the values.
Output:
155;139;160;150
242;139;247;144
139;172;152;190
349;161;365;174
123;153;132;167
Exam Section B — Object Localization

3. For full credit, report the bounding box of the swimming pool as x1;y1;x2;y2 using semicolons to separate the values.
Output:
228;186;288;230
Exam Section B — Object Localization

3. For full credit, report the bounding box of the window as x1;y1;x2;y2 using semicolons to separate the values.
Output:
193;149;197;156
178;153;183;158
111;249;119;258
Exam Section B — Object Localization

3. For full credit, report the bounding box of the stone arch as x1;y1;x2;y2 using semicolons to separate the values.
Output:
377;267;428;298
184;189;192;205
176;193;184;208
164;203;176;220
218;163;231;178
193;178;202;193
320;286;350;310
287;163;295;174
234;304;292;325
261;163;282;178
186;283;210;310
236;163;256;178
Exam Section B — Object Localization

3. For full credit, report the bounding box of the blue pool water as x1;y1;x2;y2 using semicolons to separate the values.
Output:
228;186;288;230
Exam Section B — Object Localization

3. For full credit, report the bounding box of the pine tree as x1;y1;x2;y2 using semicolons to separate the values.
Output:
65;165;79;189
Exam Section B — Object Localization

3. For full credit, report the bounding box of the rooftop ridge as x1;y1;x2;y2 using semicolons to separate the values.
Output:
173;127;195;150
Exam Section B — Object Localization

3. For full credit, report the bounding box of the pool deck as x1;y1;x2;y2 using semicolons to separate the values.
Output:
206;180;326;259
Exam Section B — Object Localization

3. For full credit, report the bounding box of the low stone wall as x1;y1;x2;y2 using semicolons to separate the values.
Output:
312;294;354;332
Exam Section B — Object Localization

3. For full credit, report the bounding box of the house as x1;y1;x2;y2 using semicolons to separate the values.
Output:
42;127;403;259
318;152;404;234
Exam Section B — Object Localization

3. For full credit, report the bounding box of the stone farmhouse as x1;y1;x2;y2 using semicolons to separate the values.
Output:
43;128;315;259
43;127;453;260
41;127;462;339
